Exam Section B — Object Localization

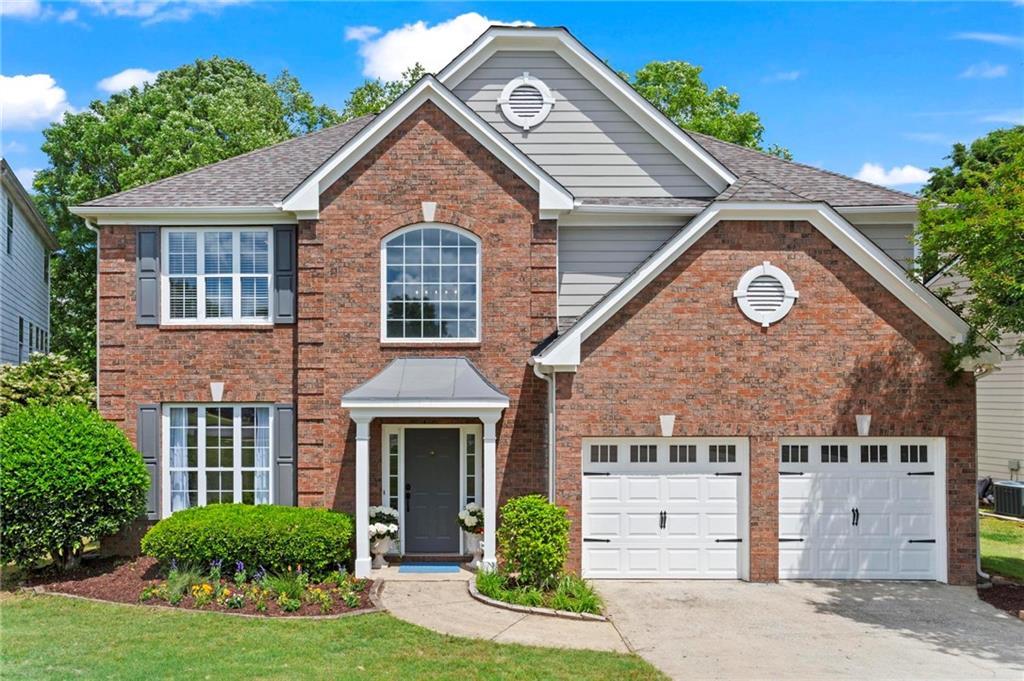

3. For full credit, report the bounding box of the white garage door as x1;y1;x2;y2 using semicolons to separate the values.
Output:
582;438;749;579
778;438;946;580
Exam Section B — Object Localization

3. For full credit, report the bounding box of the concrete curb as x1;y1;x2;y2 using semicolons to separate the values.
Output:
21;581;385;621
466;579;607;621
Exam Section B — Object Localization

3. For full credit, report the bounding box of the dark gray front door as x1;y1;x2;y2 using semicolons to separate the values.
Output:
405;428;460;553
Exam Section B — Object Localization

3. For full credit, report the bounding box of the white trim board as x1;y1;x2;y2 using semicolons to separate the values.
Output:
282;75;574;220
535;201;998;370
437;27;735;193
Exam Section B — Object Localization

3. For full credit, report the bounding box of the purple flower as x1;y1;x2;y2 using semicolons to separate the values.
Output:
210;559;223;569
235;560;245;573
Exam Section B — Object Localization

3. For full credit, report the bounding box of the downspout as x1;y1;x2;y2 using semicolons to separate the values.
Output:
532;361;557;502
85;220;100;408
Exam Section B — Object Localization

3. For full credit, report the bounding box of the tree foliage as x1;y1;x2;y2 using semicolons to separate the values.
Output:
624;61;791;159
33;57;341;373
915;126;1024;361
0;353;94;417
497;495;570;589
339;64;426;121
0;403;149;571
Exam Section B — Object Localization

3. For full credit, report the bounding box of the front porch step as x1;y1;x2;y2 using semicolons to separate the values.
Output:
386;553;471;564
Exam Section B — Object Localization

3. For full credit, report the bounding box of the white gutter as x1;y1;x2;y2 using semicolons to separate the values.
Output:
85;219;100;406
531;360;557;502
571;202;706;216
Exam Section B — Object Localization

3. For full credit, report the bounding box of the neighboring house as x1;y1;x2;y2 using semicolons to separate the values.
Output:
928;265;1023;483
72;27;998;585
0;159;56;365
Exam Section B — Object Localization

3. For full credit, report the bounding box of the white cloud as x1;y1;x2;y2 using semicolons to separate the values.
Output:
57;7;78;22
0;0;41;17
98;67;161;93
0;74;72;130
3;140;28;154
959;62;1008;79
855;163;931;187
952;31;1023;47
344;25;380;42
980;110;1024;124
346;12;534;80
762;70;802;83
13;167;40;192
79;0;250;26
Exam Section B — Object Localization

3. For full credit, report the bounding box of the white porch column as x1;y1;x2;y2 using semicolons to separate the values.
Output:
354;417;372;578
482;414;500;571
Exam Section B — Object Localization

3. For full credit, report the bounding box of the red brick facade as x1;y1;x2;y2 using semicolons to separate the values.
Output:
552;220;976;584
97;106;976;585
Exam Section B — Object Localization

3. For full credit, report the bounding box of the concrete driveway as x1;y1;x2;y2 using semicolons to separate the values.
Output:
598;580;1024;680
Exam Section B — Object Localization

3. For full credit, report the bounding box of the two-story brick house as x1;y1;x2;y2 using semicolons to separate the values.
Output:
72;27;996;583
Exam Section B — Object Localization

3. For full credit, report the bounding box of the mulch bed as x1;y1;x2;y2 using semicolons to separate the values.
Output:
978;581;1024;619
24;556;376;617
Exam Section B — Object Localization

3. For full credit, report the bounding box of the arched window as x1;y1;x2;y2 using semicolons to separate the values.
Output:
382;224;480;341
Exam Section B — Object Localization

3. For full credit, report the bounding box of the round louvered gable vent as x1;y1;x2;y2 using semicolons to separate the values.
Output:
499;73;554;130
734;262;799;327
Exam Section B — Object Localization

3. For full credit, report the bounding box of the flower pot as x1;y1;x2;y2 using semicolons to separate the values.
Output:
371;537;392;569
464;531;484;569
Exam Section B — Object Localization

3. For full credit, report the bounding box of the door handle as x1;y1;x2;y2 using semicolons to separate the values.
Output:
659;510;667;529
853;508;860;526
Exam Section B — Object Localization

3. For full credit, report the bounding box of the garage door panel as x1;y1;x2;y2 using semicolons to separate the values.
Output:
705;513;740;537
626;548;661;574
585;513;621;538
665;477;700;501
778;438;940;581
665;513;700;537
705;477;740;500
625;477;660;501
626;513;662;538
705;547;741;575
582;547;621;576
586;477;622;502
665;548;701;576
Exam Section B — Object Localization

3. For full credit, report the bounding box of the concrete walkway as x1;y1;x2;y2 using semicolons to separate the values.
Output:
378;572;628;653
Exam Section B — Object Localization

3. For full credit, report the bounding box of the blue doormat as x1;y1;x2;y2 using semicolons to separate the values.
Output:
398;563;461;573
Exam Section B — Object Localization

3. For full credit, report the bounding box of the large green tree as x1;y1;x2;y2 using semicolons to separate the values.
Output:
338;64;426;121
34;57;341;374
915;126;1024;361
625;61;791;159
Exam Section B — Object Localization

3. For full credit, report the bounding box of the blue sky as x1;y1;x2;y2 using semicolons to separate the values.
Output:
2;1;1022;194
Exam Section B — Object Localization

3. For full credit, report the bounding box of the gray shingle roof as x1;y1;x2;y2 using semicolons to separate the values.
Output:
81;116;374;208
688;132;919;206
79;113;919;210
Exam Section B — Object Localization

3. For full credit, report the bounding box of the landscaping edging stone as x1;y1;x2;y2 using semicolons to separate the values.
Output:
22;580;385;620
466;579;607;621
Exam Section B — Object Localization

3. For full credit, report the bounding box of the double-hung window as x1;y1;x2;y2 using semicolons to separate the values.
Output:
382;224;480;341
163;404;273;516
162;227;272;324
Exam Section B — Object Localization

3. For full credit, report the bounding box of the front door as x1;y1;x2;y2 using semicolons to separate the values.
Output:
404;428;461;553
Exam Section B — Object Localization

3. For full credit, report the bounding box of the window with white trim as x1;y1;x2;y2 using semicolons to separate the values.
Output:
900;444;928;463
387;433;400;511
821;444;848;463
465;432;478;505
164;405;272;514
162;227;272;324
781;444;808;463
382;225;480;341
590;444;618;463
670;444;696;463
630;444;657;463
709;444;736;463
860;444;888;463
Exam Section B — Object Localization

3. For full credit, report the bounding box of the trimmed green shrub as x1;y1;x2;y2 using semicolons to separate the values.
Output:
0;353;94;417
141;504;353;578
0;403;149;570
496;494;570;588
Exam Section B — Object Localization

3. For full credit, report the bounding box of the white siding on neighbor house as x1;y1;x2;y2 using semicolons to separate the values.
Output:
929;268;1023;482
851;223;915;271
0;185;50;365
558;223;679;321
452;51;715;199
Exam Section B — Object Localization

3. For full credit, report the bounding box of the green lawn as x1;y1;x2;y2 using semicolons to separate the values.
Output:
0;593;662;681
980;514;1024;581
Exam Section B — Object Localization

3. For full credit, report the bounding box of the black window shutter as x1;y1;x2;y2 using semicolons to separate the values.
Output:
137;404;160;519
273;225;296;323
136;227;160;325
274;404;296;506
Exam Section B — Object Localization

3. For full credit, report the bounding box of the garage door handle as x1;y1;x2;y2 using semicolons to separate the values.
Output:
715;472;742;476
907;471;934;476
779;471;804;476
907;539;936;543
583;538;611;543
779;538;804;542
715;538;743;543
583;472;610;476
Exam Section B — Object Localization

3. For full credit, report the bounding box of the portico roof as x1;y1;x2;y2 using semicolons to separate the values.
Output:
341;358;509;410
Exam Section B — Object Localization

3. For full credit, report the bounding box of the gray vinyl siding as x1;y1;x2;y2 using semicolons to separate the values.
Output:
929;268;1023;481
558;224;678;321
0;185;50;364
452;51;715;199
853;223;915;271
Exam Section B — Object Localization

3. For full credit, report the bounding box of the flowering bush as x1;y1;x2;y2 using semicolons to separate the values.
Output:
368;505;399;540
457;502;484;534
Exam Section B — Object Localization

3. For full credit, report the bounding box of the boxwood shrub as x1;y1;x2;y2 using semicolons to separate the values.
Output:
141;504;353;577
497;494;570;588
